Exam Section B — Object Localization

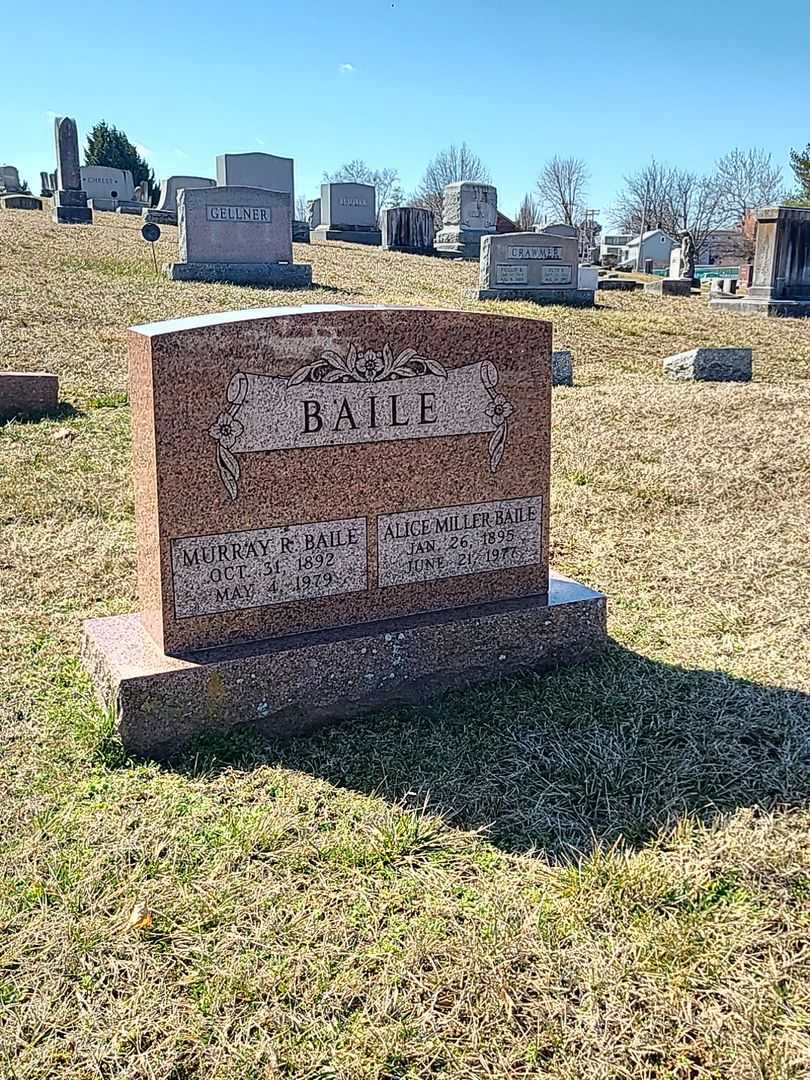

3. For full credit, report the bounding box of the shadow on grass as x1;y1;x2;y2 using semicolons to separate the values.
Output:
0;402;81;426
172;642;810;861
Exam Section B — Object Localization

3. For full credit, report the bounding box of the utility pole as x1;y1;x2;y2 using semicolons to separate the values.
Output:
636;183;649;273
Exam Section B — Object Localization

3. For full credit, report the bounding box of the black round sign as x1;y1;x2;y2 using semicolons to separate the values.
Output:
141;222;160;243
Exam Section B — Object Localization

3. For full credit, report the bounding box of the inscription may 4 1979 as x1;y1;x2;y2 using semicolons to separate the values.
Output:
129;306;552;653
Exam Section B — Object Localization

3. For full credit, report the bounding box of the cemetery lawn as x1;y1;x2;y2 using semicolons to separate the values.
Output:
3;209;810;1080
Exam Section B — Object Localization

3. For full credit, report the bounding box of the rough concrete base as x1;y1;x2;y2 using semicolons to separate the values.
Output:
311;226;381;245
478;287;595;306
81;572;607;760
144;209;177;226
710;296;810;317
0;371;59;421
164;262;313;287
644;278;692;297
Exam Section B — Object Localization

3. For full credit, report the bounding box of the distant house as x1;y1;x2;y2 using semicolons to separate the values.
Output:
699;229;747;266
599;232;633;265
622;229;677;270
496;211;516;233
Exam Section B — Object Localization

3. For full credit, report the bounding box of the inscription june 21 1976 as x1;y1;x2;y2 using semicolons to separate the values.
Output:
377;496;543;586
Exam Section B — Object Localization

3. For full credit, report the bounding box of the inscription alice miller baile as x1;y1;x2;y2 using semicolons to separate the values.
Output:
171;342;544;619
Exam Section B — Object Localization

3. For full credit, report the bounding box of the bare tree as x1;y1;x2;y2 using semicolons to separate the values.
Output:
714;148;784;247
612;159;727;255
411;143;491;225
295;194;310;222
324;159;403;222
536;156;590;226
514;192;540;230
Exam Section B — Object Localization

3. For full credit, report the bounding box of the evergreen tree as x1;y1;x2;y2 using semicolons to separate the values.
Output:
84;121;153;188
789;144;810;200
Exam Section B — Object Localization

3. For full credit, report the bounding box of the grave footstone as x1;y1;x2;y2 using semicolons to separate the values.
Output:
164;185;312;286
81;305;607;758
712;206;810;317
52;117;92;225
662;348;752;381
0;371;59;421
478;232;595;306
435;182;497;258
551;351;573;386
382;207;435;253
311;183;381;245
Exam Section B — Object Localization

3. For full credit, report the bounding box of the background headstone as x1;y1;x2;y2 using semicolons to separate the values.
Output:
164;185;311;286
381;207;435;253
435;182;497;258
82;305;606;757
216;152;294;207
312;182;380;245
52;117;92;225
713;206;810;317
1;194;43;211
308;198;321;228
479;232;595;306
39;170;53;197
81;165;136;211
146;176;216;225
0;165;22;193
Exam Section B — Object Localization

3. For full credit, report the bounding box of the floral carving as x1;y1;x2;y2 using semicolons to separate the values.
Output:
480;361;512;473
287;343;447;385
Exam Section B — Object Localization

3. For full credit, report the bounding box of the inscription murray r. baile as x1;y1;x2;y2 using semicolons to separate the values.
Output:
171;518;367;617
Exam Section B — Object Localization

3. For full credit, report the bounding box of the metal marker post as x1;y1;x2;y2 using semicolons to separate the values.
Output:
140;222;161;275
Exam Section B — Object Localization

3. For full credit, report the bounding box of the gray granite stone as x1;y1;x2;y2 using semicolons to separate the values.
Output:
52;116;92;225
292;219;311;243
312;183;379;245
662;348;752;382
155;176;216;215
714;207;810;318
478;232;593;305
644;279;692;297
435;181;497;259
81;572;607;760
1;194;42;211
144;208;177;227
552;351;573;386
177;185;293;265
216;152;294;207
382;207;435;253
478;286;595;306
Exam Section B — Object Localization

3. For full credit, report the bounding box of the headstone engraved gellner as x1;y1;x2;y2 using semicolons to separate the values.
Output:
82;305;607;758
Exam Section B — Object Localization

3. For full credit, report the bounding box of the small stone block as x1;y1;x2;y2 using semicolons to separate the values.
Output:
164;262;313;287
0;371;59;421
645;278;692;297
552;351;573;386
81;573;607;760
597;278;642;291
662;348;752;382
144;208;178;227
116;204;143;215
292;220;311;243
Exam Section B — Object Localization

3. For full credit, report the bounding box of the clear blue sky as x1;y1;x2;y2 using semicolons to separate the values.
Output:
3;0;808;222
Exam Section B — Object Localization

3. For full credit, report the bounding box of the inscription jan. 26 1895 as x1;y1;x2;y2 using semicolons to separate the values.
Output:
171;518;367;617
377;496;543;587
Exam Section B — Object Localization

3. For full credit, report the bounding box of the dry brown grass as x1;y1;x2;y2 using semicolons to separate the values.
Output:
1;208;810;1079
